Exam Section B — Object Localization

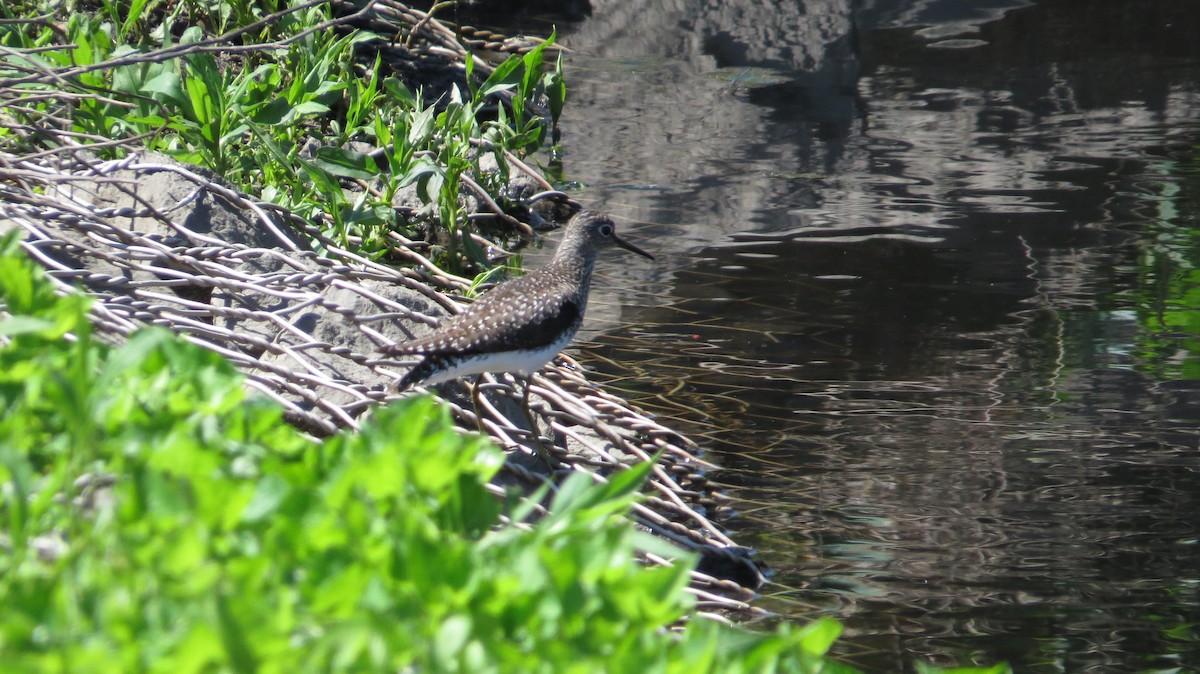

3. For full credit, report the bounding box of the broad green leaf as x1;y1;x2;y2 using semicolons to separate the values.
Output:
476;52;524;101
0;315;56;336
795;617;842;657
142;70;186;107
313;147;378;180
241;474;291;522
215;592;258;674
282;100;331;124
383;76;418;107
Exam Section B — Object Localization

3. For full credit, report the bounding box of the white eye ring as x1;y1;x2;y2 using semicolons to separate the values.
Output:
598;224;614;237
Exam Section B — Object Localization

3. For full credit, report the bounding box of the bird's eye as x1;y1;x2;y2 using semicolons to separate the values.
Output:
598;223;614;237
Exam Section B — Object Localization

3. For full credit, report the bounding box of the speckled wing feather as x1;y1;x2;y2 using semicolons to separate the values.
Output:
388;270;583;358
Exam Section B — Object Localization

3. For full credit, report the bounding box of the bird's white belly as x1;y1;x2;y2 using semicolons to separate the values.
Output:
421;332;574;385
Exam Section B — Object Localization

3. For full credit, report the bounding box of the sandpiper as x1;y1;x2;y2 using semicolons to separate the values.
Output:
388;210;654;390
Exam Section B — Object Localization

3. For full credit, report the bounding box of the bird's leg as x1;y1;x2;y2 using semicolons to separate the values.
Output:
471;373;487;436
522;377;533;429
474;374;553;470
520;375;555;469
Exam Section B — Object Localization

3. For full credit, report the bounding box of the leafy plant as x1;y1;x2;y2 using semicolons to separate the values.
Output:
468;31;566;151
1;1;565;272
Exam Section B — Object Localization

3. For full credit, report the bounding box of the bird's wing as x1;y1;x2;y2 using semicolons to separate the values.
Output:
386;275;580;356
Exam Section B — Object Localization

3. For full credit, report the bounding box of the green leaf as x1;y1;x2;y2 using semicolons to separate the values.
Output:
313;146;378;180
546;50;567;124
383;76;418;107
548;458;654;520
519;34;553;100
407;105;436;146
476;53;523;101
141;70;186;107
215;592;258;674
795;617;842;657
252;98;293;125
241;474;291;522
0;315;56;336
434;615;472;668
282;100;331;123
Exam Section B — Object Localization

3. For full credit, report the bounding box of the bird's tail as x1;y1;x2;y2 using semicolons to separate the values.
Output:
395;357;436;391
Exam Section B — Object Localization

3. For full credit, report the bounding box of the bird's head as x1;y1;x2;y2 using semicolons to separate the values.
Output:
565;211;654;260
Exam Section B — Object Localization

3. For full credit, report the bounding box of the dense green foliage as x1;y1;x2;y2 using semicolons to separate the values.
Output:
0;236;861;671
0;0;563;270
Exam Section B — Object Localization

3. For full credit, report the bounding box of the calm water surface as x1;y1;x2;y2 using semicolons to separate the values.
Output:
491;1;1200;671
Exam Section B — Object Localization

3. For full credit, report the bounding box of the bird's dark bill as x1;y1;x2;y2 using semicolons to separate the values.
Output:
613;234;654;260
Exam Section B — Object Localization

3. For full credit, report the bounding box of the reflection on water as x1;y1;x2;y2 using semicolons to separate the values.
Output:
492;0;1200;671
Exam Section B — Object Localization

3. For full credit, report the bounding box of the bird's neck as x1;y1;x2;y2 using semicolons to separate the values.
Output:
550;235;598;288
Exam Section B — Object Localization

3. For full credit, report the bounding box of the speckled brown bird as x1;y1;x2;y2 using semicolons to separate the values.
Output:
388;211;654;390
